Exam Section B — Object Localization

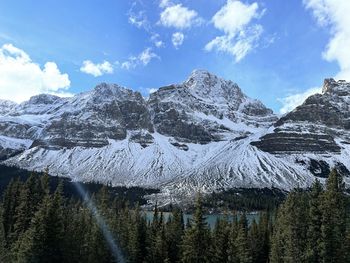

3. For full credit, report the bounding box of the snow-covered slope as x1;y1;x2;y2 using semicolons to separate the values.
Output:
1;71;350;203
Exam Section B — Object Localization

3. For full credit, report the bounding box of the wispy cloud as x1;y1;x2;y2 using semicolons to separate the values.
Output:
205;0;265;62
127;2;150;31
172;32;184;49
303;0;350;81
279;0;350;114
121;48;159;70
80;60;114;77
128;2;165;49
151;33;164;48
159;3;203;29
0;43;71;103
278;87;322;114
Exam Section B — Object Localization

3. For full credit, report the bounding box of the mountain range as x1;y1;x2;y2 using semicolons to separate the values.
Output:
0;70;349;203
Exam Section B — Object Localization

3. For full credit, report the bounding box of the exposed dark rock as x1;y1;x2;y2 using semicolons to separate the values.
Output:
251;132;341;154
170;142;189;151
254;79;350;155
130;132;154;147
309;159;330;178
0;147;23;161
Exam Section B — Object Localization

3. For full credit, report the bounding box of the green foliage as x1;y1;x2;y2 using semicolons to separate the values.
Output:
203;187;286;212
181;193;212;263
271;169;350;263
0;168;349;263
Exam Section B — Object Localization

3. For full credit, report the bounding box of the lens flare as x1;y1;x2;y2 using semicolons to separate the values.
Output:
73;182;126;263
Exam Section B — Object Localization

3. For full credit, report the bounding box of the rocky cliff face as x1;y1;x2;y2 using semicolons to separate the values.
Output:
252;78;350;177
0;71;349;202
149;70;276;144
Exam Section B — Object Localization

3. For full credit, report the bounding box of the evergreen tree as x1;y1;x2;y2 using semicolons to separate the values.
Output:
212;217;229;263
13;174;41;242
249;218;260;262
128;204;147;263
181;193;211;263
2;178;22;242
320;169;347;262
235;213;252;263
270;208;285;263
0;206;8;262
14;194;52;262
270;190;309;263
166;208;184;263
255;211;271;263
227;212;239;263
306;179;323;263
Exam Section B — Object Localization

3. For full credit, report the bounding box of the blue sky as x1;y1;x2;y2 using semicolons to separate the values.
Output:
0;0;349;113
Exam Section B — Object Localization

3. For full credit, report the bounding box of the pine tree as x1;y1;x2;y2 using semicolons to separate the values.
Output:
166;208;184;263
152;222;169;263
255;211;270;263
270;190;309;263
306;179;323;263
2;178;22;242
270;208;285;263
87;218;113;263
181;193;211;263
14;194;52;262
212;217;229;263
13;181;65;263
235;213;252;263
249;218;260;262
13;174;41;242
320;169;347;262
0;206;8;262
128;204;147;263
41;168;50;195
227;212;239;263
45;181;65;262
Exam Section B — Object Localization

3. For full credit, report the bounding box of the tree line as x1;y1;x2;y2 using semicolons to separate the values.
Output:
0;169;349;262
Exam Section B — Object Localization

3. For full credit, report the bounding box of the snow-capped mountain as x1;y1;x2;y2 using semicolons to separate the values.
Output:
0;70;349;202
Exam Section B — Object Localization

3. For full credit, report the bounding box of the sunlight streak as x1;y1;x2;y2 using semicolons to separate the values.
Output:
73;183;126;263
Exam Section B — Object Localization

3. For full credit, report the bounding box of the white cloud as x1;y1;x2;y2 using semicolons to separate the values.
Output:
121;48;159;70
159;4;202;29
159;0;171;8
128;10;149;29
172;32;184;48
0;43;71;103
206;24;263;62
205;0;264;62
127;2;150;31
278;87;322;114
212;0;260;35
151;33;164;48
80;60;114;77
148;88;158;94
303;0;350;81
278;1;350;114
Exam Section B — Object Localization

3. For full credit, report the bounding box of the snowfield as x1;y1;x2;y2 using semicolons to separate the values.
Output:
0;71;349;204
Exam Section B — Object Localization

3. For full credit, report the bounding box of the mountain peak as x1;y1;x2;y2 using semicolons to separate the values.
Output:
92;82;142;102
93;82;125;94
322;78;350;94
185;69;225;86
27;94;61;105
183;69;243;104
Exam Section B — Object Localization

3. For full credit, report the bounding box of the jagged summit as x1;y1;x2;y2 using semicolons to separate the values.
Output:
92;82;143;103
0;72;350;202
322;78;350;94
183;70;244;107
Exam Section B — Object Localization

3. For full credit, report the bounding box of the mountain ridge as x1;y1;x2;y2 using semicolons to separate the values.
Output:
0;70;349;204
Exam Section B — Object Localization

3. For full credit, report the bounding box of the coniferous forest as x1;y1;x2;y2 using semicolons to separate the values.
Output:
0;169;349;262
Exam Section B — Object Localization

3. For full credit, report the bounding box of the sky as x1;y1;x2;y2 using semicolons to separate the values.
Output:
0;0;349;114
